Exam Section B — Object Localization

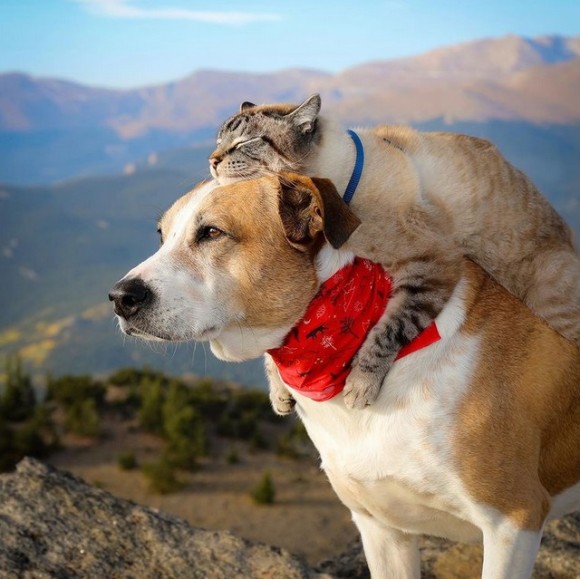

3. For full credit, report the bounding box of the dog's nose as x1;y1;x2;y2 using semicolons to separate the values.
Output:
108;277;151;319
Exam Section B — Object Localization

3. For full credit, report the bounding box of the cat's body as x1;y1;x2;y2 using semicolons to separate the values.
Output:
210;95;580;411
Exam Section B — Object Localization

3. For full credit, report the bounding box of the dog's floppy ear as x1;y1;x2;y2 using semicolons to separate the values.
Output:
277;173;360;251
311;177;361;248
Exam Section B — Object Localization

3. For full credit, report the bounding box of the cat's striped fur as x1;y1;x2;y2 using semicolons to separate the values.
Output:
210;95;580;411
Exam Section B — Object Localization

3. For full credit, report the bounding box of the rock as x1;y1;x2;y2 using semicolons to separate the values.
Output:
1;458;578;578
316;517;580;578
0;458;327;579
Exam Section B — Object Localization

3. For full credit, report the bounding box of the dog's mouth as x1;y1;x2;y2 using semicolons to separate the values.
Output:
119;318;221;343
123;326;168;341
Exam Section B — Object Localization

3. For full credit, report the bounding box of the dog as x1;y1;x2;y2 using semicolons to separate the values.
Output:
109;173;580;578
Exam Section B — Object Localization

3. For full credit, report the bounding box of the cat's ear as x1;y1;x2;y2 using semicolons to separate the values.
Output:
286;94;321;135
240;101;256;112
277;173;360;251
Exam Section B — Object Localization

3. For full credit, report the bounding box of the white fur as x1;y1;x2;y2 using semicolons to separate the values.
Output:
210;324;292;362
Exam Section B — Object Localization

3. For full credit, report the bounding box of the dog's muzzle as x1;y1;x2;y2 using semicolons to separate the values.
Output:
109;277;152;319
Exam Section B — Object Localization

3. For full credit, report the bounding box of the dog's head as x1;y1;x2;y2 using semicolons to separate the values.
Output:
109;173;360;361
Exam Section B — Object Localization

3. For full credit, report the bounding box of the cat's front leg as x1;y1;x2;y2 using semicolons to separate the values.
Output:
264;354;296;415
343;318;397;409
343;254;462;409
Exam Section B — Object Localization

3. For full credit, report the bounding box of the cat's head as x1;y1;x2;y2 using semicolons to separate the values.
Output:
209;94;321;183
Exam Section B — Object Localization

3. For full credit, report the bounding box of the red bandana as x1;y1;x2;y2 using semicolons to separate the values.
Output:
267;257;441;402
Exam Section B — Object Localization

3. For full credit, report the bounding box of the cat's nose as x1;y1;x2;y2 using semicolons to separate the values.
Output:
209;156;220;170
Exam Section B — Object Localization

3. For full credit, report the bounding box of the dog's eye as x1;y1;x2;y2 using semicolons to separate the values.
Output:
156;226;163;245
197;226;224;242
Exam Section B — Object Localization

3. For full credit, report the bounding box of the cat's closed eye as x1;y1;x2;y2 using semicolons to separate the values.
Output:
235;137;263;149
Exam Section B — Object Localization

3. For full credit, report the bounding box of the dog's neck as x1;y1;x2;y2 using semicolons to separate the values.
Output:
315;244;356;283
268;252;441;402
268;256;393;401
209;244;355;361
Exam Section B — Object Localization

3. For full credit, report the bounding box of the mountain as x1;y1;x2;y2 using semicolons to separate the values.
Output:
338;35;580;85
1;35;579;184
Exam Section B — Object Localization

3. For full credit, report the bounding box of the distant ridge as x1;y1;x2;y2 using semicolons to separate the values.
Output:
1;34;579;184
1;34;579;133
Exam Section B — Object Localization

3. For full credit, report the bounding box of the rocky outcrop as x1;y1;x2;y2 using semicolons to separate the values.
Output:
1;458;579;578
0;458;325;579
317;515;580;578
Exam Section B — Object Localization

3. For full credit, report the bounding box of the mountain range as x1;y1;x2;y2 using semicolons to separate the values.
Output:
0;34;579;386
1;34;580;184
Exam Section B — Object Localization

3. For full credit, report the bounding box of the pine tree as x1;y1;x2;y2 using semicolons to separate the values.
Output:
0;356;36;422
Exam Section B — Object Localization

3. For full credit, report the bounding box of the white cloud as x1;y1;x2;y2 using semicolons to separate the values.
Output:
71;0;282;25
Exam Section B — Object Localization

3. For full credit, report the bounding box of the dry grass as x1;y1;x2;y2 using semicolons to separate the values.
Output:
49;414;357;565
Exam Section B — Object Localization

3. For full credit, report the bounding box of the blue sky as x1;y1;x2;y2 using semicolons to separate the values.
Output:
1;0;580;88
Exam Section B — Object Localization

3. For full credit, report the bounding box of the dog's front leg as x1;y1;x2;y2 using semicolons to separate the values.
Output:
352;511;420;579
264;354;296;415
481;522;543;579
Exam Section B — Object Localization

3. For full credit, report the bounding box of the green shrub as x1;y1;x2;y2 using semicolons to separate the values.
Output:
226;447;239;464
163;382;207;470
142;457;183;495
276;433;301;459
276;421;313;459
189;379;227;419
65;398;100;437
216;414;236;438
137;376;165;434
118;451;138;470
232;390;271;417
46;375;105;409
249;429;269;451
0;418;17;472
0;356;36;422
238;410;259;440
251;471;276;505
108;367;143;386
0;405;57;472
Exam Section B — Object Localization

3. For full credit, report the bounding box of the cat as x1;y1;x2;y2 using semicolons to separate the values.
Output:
209;94;580;413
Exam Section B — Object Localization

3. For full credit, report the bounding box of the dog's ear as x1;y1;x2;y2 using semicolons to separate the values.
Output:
277;174;360;251
311;177;361;248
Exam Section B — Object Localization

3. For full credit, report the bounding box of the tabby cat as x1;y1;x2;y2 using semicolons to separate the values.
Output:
209;95;580;412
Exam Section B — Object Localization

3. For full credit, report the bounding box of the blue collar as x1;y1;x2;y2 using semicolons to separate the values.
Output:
343;129;364;205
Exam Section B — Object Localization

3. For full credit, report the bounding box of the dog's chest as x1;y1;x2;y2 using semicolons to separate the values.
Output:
293;333;482;540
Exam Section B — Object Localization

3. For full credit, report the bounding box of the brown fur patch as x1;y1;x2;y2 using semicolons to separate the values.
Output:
160;174;359;334
453;261;580;530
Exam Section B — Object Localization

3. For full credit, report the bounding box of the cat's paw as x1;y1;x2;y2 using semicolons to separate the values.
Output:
343;364;386;410
270;391;296;416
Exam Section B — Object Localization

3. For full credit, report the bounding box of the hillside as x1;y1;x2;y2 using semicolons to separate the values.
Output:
1;34;580;184
0;146;266;386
